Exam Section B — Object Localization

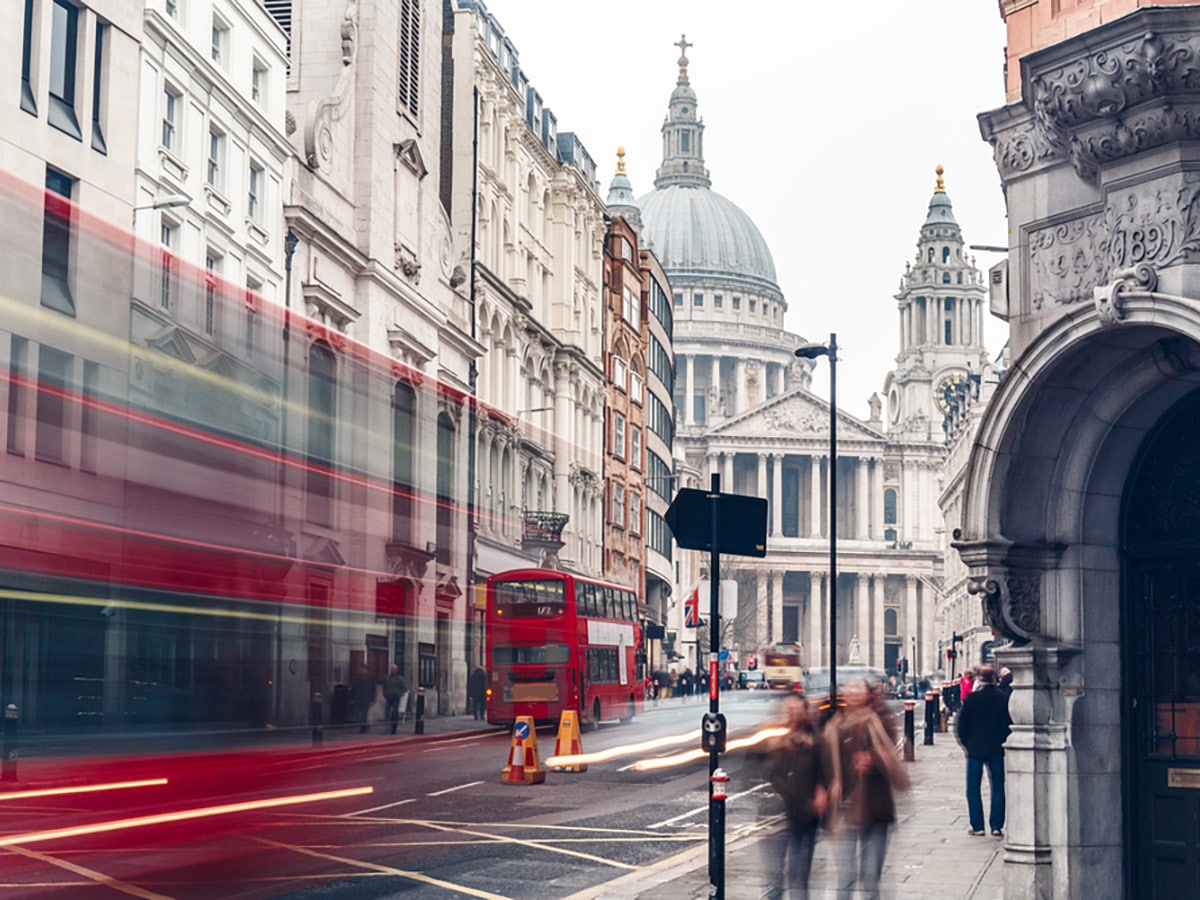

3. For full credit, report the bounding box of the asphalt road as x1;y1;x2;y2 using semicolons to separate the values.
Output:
0;692;787;899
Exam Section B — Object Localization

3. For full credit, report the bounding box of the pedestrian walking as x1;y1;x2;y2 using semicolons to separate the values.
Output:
956;664;1011;837
350;665;377;734
468;665;487;720
960;667;975;704
754;695;829;900
383;664;408;735
678;667;693;699
826;678;910;900
998;666;1013;698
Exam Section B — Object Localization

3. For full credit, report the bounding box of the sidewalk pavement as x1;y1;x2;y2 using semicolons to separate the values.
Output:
581;731;1005;900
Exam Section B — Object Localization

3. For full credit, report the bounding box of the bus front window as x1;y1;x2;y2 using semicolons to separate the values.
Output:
492;578;566;618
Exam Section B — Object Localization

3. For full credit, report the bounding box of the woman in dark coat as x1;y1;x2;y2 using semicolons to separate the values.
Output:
757;695;829;900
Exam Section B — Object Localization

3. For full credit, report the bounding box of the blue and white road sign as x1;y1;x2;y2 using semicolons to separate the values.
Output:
514;721;531;741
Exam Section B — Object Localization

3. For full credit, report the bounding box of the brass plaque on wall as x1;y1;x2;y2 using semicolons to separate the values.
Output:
1167;768;1200;789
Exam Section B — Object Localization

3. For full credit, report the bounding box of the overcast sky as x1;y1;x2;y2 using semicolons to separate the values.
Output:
479;0;1012;417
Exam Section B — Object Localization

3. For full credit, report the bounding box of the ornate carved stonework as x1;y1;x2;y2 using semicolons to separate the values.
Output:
1106;174;1200;271
967;572;1041;643
762;405;823;434
1093;262;1157;326
1028;213;1109;309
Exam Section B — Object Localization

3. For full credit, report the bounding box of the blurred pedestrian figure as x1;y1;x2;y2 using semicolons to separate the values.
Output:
960;667;975;704
468;665;487;721
755;695;829;900
383;664;407;735
678;667;693;699
956;664;1012;837
826;679;910;899
351;665;377;734
998;666;1013;698
698;670;709;699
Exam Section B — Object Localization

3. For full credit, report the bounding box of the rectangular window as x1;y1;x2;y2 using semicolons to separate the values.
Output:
680;130;690;152
80;359;98;472
204;254;220;335
673;292;683;307
693;292;703;307
42;167;75;315
35;346;70;464
251;59;266;104
21;0;37;114
162;87;179;151
611;482;625;527
48;0;81;138
7;337;29;456
630;371;644;405
714;294;723;308
944;316;953;345
245;280;260;357
165;0;177;18
750;299;757;313
733;296;741;309
612;356;627;391
612;412;625;459
211;16;229;67
207;128;223;188
629;494;641;536
630;426;642;469
248;162;262;220
91;23;107;153
397;0;420;118
159;223;176;310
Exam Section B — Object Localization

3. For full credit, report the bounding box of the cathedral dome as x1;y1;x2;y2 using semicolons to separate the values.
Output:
638;185;777;286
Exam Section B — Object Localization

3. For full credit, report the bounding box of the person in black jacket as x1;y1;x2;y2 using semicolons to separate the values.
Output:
955;664;1012;837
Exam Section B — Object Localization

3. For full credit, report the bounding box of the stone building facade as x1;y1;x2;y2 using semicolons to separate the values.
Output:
450;1;607;587
968;2;1200;894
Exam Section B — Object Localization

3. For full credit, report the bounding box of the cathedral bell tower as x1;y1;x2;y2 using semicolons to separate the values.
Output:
654;36;711;190
883;166;989;441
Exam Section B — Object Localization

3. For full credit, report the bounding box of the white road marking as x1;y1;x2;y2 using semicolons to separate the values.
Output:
423;742;479;753
4;845;173;900
426;781;483;797
342;797;415;817
647;783;768;829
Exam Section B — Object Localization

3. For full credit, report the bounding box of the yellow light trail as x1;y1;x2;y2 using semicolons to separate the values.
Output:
0;778;168;801
0;786;373;847
544;729;701;769
631;726;788;771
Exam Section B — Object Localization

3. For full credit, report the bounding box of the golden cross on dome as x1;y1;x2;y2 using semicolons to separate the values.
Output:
616;146;626;174
935;164;945;192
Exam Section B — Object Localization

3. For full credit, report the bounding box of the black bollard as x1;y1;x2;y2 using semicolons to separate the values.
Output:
310;691;323;746
904;699;916;761
2;703;18;781
923;690;936;745
415;686;425;735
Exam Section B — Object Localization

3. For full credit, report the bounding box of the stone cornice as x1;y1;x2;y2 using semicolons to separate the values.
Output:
985;9;1200;186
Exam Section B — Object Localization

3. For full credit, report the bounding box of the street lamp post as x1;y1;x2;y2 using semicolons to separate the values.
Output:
795;333;837;709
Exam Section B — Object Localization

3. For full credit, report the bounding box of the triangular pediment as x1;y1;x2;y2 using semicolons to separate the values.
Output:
708;388;885;441
395;139;427;179
146;326;198;364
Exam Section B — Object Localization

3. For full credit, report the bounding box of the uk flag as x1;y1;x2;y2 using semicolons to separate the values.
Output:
684;588;704;628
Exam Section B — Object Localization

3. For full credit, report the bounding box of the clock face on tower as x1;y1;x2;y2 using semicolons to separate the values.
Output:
936;374;969;413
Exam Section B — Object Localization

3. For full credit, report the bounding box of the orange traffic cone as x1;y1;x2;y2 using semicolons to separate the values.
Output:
502;734;526;784
550;710;587;772
501;717;546;784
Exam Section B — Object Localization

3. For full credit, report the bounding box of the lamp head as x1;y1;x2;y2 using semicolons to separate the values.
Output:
794;343;831;360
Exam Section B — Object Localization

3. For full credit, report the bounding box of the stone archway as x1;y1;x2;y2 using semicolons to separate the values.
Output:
956;300;1200;898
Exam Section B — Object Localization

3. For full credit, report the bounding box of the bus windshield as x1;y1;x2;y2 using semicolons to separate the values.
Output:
491;577;567;618
492;644;570;665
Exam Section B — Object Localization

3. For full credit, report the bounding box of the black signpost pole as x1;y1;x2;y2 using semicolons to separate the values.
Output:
708;472;724;900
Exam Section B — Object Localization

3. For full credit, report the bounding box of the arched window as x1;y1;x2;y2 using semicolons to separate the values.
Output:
884;488;897;525
885;608;898;636
392;382;416;542
942;246;950;263
306;342;336;526
927;248;934;263
436;412;454;563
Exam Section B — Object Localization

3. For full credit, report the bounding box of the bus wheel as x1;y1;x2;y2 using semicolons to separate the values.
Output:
619;695;634;725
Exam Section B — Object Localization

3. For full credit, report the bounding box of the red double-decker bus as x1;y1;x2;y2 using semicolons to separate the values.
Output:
485;568;645;729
